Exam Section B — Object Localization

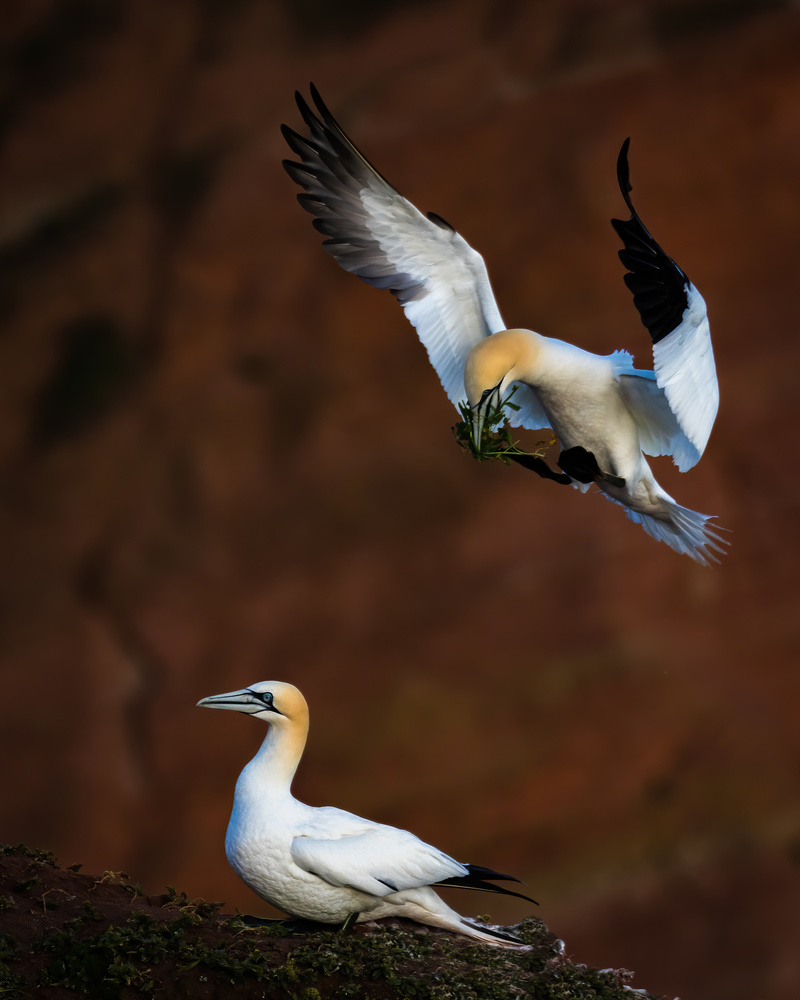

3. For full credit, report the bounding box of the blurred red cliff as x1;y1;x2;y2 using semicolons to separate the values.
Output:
1;2;799;999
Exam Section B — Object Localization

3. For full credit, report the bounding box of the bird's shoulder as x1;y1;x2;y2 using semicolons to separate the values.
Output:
292;809;443;857
295;805;378;841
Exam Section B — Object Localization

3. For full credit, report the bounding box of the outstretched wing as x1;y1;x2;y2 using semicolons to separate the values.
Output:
291;827;467;896
282;85;549;429
611;138;718;471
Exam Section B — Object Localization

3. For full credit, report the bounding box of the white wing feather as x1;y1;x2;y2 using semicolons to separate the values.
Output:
291;826;467;896
652;284;717;469
612;139;718;471
282;87;549;429
357;186;504;408
617;291;716;472
617;368;697;469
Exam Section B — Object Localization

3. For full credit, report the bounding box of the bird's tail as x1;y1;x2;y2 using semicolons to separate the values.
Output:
624;495;728;566
435;863;538;904
458;916;531;948
369;886;532;950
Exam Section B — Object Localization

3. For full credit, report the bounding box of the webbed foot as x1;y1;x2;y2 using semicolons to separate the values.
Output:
338;911;360;933
278;915;334;933
507;453;571;484
240;914;282;927
558;446;626;488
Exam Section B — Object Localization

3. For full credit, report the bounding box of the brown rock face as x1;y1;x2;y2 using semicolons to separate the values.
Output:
2;3;800;999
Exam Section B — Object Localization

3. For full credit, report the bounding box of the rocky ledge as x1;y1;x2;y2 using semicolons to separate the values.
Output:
0;845;662;1000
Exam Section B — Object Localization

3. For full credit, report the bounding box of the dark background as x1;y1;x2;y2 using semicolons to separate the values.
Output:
1;2;799;998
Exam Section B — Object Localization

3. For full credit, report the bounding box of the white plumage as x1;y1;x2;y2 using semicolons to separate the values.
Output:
282;86;726;565
198;680;535;948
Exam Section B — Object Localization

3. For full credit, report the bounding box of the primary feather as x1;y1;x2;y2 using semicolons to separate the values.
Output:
281;84;548;428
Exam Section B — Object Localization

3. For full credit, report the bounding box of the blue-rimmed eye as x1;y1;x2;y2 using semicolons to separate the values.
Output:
255;691;273;706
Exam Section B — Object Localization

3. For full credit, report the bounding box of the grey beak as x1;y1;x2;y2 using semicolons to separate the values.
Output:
471;385;502;447
197;688;264;715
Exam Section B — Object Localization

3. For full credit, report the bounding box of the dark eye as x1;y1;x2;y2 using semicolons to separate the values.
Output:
481;388;492;398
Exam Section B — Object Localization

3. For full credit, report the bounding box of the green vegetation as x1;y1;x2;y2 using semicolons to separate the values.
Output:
0;845;661;999
37;910;296;997
452;387;555;465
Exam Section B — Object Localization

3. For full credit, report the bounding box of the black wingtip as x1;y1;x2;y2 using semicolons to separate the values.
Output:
308;83;343;134
293;87;326;136
610;140;691;344
436;864;539;905
460;863;524;885
427;210;455;231
286;84;404;196
309;81;325;114
616;137;634;211
293;89;308;116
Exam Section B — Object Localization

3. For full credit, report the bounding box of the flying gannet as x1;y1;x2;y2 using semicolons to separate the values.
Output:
281;86;726;565
198;680;536;948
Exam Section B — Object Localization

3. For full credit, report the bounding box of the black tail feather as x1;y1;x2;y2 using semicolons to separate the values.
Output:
454;863;523;884
436;864;538;905
460;919;527;944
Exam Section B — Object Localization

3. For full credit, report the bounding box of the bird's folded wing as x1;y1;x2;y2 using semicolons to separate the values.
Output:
291;828;467;896
611;139;718;469
282;86;549;429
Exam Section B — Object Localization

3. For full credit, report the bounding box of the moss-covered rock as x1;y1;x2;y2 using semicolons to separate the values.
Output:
0;845;662;999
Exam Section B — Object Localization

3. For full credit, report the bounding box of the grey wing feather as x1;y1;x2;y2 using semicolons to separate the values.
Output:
282;86;549;428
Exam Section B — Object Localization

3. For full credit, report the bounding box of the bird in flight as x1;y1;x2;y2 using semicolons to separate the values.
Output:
282;85;725;565
198;680;536;947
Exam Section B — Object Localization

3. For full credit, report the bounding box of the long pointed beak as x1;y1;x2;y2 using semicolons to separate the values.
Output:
471;386;501;447
197;688;263;714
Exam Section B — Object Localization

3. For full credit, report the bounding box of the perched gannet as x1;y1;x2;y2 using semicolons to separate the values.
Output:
282;86;726;565
198;680;535;948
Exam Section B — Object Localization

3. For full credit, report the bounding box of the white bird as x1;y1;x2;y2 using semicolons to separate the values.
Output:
282;86;726;565
197;680;535;948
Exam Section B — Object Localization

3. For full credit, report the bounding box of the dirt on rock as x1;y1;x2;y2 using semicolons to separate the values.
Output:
0;845;659;1000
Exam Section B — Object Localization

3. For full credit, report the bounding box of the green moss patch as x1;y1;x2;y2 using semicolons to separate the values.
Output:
1;845;662;999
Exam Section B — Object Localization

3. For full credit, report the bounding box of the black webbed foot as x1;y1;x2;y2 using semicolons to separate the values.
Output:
558;446;626;488
240;914;283;927
268;914;360;934
338;911;360;933
277;915;335;933
506;453;571;484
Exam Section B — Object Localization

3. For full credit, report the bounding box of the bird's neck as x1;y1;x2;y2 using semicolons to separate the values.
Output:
242;717;309;794
501;328;545;382
467;328;545;389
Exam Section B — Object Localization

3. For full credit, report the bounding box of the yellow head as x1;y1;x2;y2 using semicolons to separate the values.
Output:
464;330;538;441
197;680;309;727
